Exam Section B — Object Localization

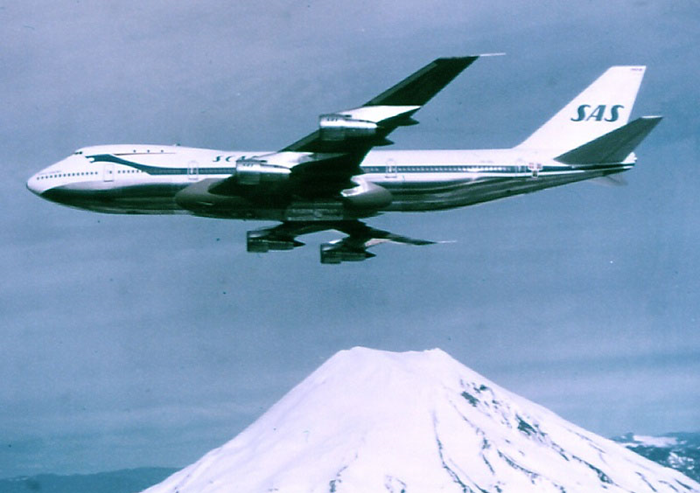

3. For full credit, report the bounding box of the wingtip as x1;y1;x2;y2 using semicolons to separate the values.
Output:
608;65;646;72
438;53;504;61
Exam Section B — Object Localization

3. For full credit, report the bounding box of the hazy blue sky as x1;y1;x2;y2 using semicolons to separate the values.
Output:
2;0;699;478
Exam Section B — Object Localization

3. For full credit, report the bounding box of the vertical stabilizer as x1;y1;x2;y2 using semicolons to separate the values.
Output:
516;66;646;153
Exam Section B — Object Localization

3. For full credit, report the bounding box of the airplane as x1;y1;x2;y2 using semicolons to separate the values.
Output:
27;56;661;264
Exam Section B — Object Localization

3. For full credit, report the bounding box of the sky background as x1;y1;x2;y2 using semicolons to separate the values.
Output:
2;0;699;479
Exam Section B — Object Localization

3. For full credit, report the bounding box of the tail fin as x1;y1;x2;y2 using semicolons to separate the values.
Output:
516;66;647;152
555;116;662;165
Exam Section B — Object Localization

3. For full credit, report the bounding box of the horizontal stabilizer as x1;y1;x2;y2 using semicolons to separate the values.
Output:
555;116;662;165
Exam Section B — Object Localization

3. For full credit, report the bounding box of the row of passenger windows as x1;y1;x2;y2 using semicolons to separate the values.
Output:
73;149;166;155
38;169;144;180
365;166;515;173
38;171;99;180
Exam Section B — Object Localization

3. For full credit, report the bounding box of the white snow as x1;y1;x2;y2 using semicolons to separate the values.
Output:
631;435;680;448
143;347;700;493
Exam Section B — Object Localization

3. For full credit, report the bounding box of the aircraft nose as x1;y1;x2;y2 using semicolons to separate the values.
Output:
26;173;41;196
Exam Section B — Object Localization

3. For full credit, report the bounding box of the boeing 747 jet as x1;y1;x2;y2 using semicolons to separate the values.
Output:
27;56;661;263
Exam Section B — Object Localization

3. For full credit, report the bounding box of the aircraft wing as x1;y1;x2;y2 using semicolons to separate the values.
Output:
283;56;480;153
282;56;479;193
247;220;438;264
209;56;480;197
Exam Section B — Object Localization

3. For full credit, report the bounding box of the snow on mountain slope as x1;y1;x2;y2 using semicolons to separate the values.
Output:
143;348;700;493
613;432;700;483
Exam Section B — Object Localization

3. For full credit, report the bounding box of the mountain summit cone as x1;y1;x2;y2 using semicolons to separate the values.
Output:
144;347;699;492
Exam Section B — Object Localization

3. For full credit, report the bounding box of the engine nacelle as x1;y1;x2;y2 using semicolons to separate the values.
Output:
319;114;378;142
320;243;376;264
341;180;392;210
247;230;304;253
235;158;290;185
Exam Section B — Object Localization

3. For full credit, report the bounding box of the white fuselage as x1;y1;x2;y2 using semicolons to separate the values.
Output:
27;144;632;220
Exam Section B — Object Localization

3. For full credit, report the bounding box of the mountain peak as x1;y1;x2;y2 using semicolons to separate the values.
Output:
324;346;454;368
144;348;699;492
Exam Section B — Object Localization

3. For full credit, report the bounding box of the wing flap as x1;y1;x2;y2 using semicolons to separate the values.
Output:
333;221;436;247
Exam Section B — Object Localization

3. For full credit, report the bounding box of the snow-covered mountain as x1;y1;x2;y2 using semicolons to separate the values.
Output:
613;432;700;483
144;348;699;492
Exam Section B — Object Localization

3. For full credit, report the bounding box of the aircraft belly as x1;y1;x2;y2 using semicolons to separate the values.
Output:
40;182;187;215
377;171;612;211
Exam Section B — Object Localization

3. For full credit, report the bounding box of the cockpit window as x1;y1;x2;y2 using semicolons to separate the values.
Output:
73;150;83;155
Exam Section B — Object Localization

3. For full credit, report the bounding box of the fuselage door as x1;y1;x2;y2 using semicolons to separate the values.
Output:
188;161;199;181
103;163;114;182
385;158;398;179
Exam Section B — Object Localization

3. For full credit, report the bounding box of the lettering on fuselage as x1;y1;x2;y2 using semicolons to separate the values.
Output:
571;104;624;122
212;155;239;163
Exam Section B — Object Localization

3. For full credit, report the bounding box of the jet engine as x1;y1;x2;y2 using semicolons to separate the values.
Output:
247;230;304;253
319;114;378;141
235;158;290;185
320;243;375;264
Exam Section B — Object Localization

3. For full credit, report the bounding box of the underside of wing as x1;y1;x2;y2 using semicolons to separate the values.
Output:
246;220;438;264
